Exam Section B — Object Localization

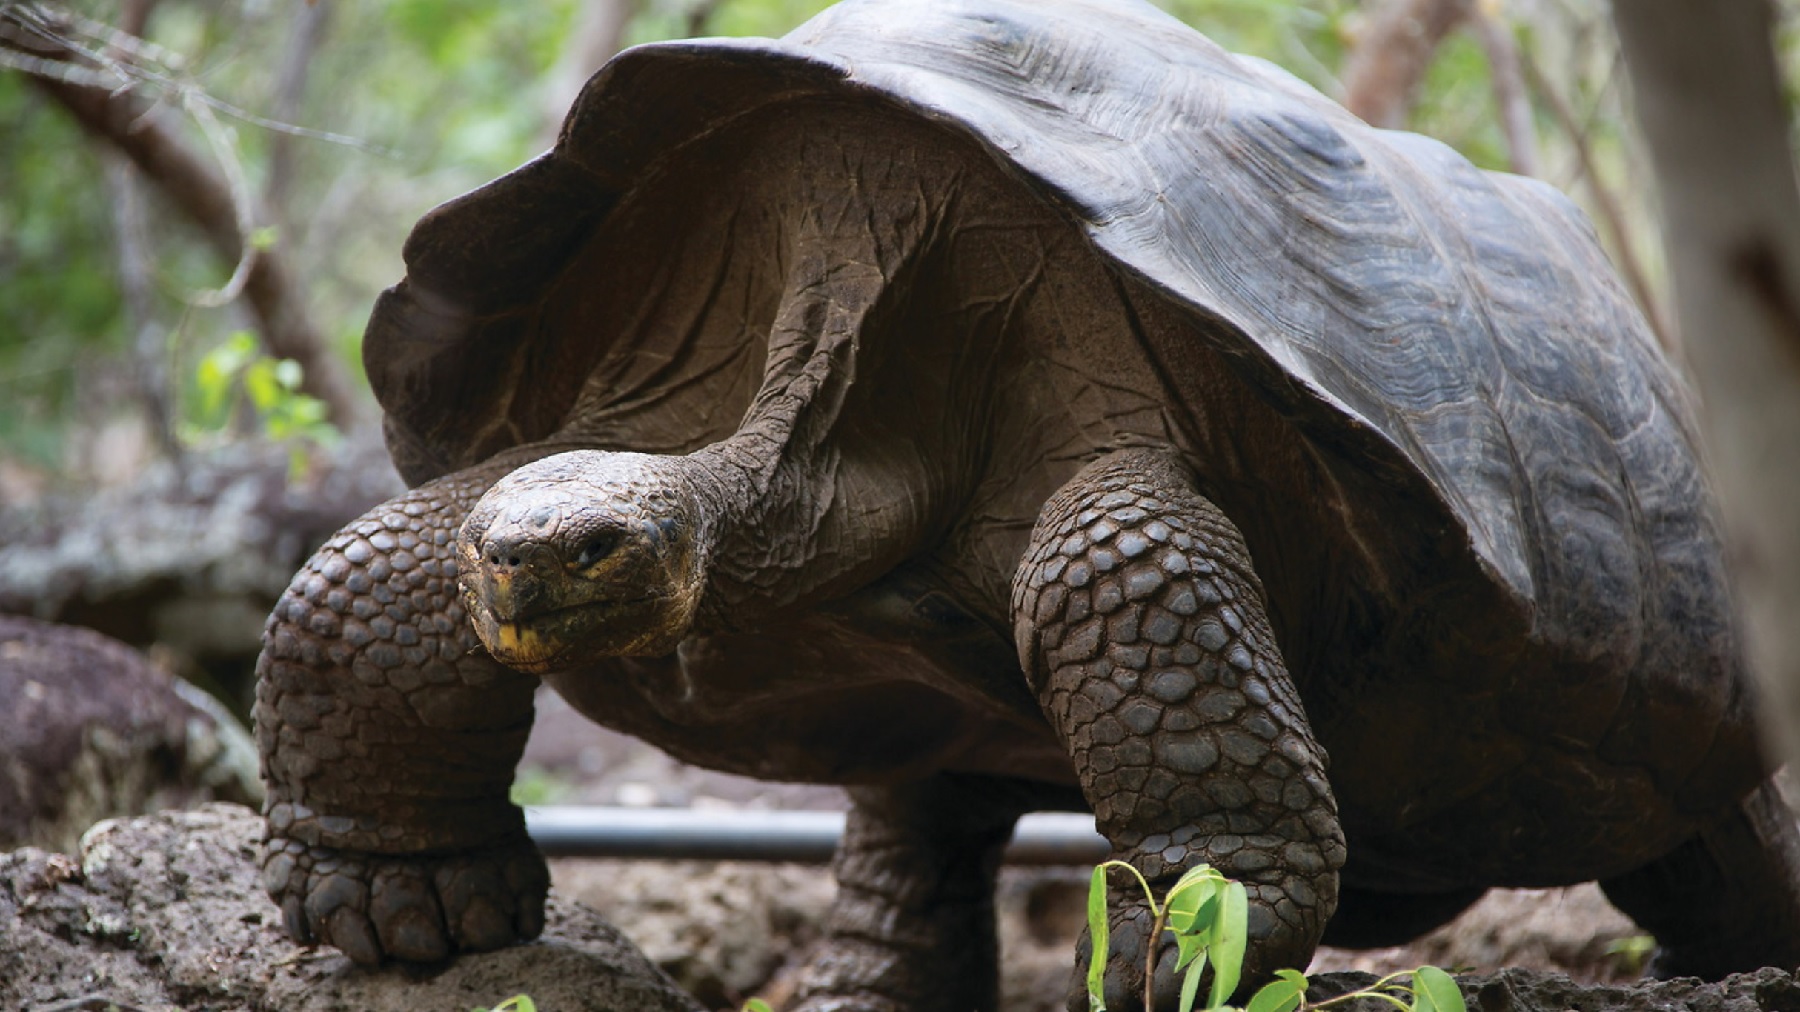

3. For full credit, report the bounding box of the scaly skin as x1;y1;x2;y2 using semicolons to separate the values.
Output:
1012;449;1345;1009
255;453;552;965
789;776;1048;1012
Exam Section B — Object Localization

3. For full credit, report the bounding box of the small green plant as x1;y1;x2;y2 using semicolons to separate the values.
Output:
1087;861;1249;1012
741;1000;775;1012
181;330;339;473
1605;933;1657;975
471;995;537;1012
1085;860;1467;1012
509;765;575;806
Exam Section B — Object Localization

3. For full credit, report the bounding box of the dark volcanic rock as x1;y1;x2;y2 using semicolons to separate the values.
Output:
0;433;403;708
0;804;702;1012
0;615;259;852
1309;966;1800;1012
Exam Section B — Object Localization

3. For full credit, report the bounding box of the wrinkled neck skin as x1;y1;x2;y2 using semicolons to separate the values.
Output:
678;276;935;635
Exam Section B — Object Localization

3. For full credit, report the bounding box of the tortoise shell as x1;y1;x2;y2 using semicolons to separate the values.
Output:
364;0;1752;874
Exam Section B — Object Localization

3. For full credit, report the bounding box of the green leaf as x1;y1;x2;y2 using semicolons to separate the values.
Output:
1087;864;1110;1011
742;1001;775;1012
217;331;257;372
192;331;259;427
1605;934;1656;974
244;360;280;412
1411;966;1464;1012
1174;931;1205;972
1179;949;1206;1012
272;358;304;390
1169;863;1226;895
1206;881;1249;1009
1168;882;1219;935
194;354;230;423
1245;970;1308;1012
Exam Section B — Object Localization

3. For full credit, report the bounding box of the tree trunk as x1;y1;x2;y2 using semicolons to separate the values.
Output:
0;9;362;428
1342;0;1472;128
264;0;336;221
1612;0;1800;771
540;0;642;144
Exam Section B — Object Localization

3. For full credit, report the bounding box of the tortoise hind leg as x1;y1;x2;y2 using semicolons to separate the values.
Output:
1599;778;1800;977
791;774;1050;1012
1013;448;1346;1010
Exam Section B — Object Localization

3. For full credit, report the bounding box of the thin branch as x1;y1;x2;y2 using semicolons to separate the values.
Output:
179;91;256;308
0;44;115;84
190;93;388;154
1467;3;1539;176
264;0;334;216
108;154;182;461
0;4;385;154
1519;46;1673;349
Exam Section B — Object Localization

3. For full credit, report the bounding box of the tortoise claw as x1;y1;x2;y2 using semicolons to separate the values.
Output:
262;832;547;966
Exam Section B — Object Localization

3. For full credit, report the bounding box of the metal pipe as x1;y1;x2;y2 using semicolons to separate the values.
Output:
526;806;1109;865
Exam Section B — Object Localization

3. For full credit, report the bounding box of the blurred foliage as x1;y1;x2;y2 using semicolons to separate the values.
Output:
509;764;576;807
0;68;124;464
181;330;337;476
0;0;1719;481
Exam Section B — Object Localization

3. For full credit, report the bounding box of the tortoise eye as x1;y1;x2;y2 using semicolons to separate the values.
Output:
575;532;620;567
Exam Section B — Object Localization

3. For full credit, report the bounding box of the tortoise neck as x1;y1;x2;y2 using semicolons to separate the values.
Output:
671;132;960;630
679;427;845;634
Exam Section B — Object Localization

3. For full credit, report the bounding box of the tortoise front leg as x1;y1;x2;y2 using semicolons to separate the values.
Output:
255;455;551;965
1013;449;1345;1009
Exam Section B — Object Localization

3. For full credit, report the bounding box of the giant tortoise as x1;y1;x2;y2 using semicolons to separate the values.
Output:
254;0;1800;1007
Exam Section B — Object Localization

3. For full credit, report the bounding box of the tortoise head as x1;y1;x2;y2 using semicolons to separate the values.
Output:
456;451;708;672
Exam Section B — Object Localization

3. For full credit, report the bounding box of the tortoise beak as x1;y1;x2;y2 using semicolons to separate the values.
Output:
457;526;571;670
484;618;557;672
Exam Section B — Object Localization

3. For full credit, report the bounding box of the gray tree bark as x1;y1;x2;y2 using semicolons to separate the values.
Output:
1612;0;1800;771
540;0;643;145
1342;0;1472;128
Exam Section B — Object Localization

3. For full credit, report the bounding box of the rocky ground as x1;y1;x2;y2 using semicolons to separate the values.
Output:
5;803;1800;1012
0;805;699;1012
516;687;1777;1011
0;614;261;854
0;668;1794;1010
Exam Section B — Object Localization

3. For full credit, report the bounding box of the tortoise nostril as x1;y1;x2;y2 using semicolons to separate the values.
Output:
483;542;528;570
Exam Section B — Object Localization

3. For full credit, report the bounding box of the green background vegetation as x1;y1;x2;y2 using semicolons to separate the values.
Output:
0;0;1678;480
